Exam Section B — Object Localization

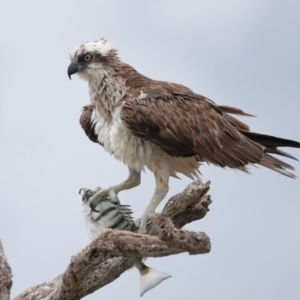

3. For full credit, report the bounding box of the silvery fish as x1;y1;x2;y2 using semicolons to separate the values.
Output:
79;188;171;297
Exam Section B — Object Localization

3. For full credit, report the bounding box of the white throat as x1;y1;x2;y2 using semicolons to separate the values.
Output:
88;68;126;119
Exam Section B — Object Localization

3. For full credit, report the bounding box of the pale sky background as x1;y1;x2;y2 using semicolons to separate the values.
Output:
1;1;300;299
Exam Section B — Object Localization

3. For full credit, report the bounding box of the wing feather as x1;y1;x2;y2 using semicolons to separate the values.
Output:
120;93;299;176
121;94;263;167
80;105;103;146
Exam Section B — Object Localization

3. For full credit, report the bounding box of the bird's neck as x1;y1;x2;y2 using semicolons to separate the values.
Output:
88;69;126;119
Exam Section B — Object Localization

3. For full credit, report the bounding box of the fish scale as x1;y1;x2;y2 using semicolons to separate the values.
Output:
79;188;171;297
91;196;135;230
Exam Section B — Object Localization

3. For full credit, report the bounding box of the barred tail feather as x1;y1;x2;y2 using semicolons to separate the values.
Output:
134;262;171;297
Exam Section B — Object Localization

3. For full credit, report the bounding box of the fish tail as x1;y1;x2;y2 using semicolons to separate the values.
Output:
134;261;171;297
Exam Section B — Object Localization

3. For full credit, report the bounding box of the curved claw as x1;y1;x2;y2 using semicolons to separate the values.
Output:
90;187;119;208
108;189;120;204
134;218;141;228
93;186;102;193
90;202;100;212
136;211;157;234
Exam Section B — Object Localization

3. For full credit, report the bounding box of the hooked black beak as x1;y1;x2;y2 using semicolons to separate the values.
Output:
67;62;78;79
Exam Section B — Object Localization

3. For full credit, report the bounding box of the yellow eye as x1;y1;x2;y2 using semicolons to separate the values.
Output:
84;54;92;62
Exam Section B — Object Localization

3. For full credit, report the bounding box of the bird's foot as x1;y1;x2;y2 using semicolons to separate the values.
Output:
90;187;120;210
135;211;157;234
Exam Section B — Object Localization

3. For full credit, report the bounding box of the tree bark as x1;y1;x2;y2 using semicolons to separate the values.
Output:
0;240;13;300
13;180;212;300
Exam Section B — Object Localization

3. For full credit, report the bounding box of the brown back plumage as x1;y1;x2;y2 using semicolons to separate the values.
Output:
79;61;300;178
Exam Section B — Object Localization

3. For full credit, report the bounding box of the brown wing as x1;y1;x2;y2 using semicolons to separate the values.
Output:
80;105;103;146
120;94;300;177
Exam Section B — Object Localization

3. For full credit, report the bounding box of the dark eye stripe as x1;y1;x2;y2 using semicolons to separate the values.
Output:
78;52;93;63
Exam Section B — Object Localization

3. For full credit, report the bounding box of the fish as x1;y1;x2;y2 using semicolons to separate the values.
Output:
79;188;171;296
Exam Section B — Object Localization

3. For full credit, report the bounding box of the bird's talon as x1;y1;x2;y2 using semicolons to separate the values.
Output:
90;202;100;212
138;226;147;234
148;212;156;220
111;198;120;205
108;190;120;204
134;218;141;228
94;186;102;193
137;213;153;234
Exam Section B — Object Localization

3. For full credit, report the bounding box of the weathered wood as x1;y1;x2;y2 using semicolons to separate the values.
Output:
14;180;212;300
0;240;13;300
162;180;211;228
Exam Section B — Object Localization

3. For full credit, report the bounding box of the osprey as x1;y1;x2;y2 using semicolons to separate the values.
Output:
68;38;300;233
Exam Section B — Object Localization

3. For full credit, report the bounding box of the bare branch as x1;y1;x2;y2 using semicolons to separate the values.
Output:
14;180;212;300
162;180;211;228
0;240;13;300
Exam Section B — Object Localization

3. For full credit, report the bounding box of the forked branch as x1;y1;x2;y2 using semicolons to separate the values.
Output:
14;180;212;300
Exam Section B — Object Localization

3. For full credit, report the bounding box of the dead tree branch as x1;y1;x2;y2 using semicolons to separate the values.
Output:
0;239;13;300
14;180;212;300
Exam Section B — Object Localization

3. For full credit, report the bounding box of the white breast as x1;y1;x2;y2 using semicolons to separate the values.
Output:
91;105;160;171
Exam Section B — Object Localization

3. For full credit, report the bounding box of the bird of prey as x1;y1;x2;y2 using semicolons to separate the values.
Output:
79;188;171;296
68;38;300;233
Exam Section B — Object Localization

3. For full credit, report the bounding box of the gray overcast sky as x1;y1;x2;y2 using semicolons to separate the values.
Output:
1;1;300;299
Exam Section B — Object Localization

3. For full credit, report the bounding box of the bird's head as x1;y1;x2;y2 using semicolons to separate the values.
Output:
68;38;118;81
